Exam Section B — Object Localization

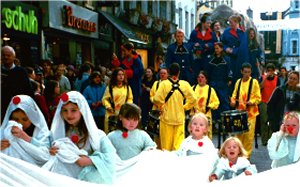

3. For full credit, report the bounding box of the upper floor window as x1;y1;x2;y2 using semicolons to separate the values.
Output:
292;40;298;54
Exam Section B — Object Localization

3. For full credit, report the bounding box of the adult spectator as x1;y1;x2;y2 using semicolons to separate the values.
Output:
278;66;288;86
268;71;300;132
1;46;34;121
259;63;279;145
74;62;92;92
54;63;71;94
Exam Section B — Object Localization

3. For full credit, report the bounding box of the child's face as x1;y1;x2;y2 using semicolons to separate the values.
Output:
283;117;299;137
93;75;102;84
241;67;251;79
120;117;139;131
224;140;240;161
11;110;32;130
214;44;223;55
189;117;208;139
61;102;82;127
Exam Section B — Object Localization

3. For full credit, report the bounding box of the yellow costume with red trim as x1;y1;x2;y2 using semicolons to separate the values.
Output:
231;78;261;157
191;84;220;139
102;85;133;133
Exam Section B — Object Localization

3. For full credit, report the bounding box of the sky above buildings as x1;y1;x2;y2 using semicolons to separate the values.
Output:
233;0;290;21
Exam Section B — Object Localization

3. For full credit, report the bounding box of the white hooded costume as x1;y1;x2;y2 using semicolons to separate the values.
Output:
0;95;51;166
43;91;116;184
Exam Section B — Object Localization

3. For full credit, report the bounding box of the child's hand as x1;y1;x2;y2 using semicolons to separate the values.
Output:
1;139;10;150
280;123;287;133
49;146;59;156
209;174;217;182
76;155;93;167
11;126;31;142
244;170;252;176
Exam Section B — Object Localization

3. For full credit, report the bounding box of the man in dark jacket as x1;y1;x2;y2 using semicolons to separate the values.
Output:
1;46;34;121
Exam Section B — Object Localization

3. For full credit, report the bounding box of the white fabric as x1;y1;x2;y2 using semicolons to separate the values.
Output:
1;151;300;186
115;149;218;186
51;91;102;151
42;138;88;177
1;95;50;146
1;121;50;166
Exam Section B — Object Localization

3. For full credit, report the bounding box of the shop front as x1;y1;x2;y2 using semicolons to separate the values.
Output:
1;2;41;67
99;11;153;68
40;0;98;66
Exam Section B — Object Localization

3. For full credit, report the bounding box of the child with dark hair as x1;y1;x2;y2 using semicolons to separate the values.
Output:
47;91;116;184
108;103;156;160
83;71;106;130
1;95;50;166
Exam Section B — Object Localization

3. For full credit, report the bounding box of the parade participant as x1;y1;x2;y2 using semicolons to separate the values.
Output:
1;46;34;121
211;21;222;42
247;28;265;80
259;63;279;145
222;14;249;87
0;95;51;166
230;63;261;158
267;111;300;168
207;42;232;125
150;67;169;110
176;113;218;156
153;63;196;151
108;103;156;160
267;71;300;132
191;71;220;139
189;13;217;79
149;67;169;148
209;137;257;182
83;71;106;130
47;91;116;184
141;67;156;127
102;68;133;133
112;42;144;105
165;29;194;84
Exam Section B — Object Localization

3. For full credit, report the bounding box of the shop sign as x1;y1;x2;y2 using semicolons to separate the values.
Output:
63;5;96;33
48;0;98;38
2;6;38;34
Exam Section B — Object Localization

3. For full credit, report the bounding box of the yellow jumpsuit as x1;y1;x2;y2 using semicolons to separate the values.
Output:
102;85;133;133
191;84;220;139
153;78;196;151
231;78;261;158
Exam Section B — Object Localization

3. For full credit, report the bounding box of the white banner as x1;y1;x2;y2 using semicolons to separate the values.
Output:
256;19;300;31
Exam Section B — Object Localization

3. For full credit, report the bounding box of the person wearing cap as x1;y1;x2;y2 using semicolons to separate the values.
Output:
189;13;217;84
165;29;194;85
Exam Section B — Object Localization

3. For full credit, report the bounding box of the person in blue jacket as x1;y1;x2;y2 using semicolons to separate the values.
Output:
189;13;217;84
222;14;249;88
165;29;194;84
83;71;106;131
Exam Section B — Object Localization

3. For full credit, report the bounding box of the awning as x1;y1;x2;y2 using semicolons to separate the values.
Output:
99;11;151;46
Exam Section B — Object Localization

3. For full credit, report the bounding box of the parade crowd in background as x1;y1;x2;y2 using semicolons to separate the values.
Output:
1;12;300;185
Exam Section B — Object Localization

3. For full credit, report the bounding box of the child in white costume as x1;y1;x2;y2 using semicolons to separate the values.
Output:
267;111;300;168
46;91;117;184
108;103;156;160
0;95;51;166
176;112;218;156
209;137;257;182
